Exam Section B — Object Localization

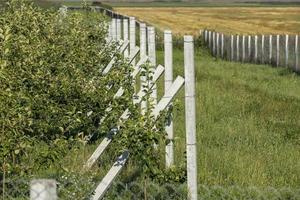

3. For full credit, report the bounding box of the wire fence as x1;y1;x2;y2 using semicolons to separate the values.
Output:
1;178;300;200
204;30;300;72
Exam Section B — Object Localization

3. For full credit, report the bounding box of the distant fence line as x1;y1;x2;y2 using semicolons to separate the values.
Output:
202;30;300;72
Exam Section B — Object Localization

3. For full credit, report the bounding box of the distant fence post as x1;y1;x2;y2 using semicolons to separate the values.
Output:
236;35;239;61
216;33;219;57
269;35;272;64
140;23;147;113
261;35;265;64
148;26;157;105
129;17;136;65
108;21;112;41
296;35;299;71
285;34;289;67
255;35;258;63
231;35;234;61
30;179;57;200
205;30;208;43
276;34;280;67
248;35;251;61
221;34;224;58
112;18;117;41
242;35;245;62
184;35;197;200
116;18;121;41
212;32;216;56
123;18;129;57
164;30;174;167
208;31;211;49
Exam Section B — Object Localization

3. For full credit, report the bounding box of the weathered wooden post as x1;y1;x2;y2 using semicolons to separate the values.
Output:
255;35;258;63
285;34;289;67
112;18;117;41
164;30;174;167
30;179;57;200
123;18;129;57
276;34;280;67
242;35;245;62
221;33;224;59
296;35;299;71
262;35;265;64
116;18;121;41
140;23;147;113
236;35;239;61
216;32;219;57
248;35;251;61
231;34;234;61
148;26;157;105
129;17;136;65
184;35;197;200
269;35;273;64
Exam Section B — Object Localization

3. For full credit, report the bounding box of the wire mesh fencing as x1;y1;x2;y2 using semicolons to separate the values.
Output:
204;30;300;73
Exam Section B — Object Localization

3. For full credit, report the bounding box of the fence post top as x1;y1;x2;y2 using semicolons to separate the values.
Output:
140;23;146;28
164;30;172;34
184;35;193;42
129;16;135;20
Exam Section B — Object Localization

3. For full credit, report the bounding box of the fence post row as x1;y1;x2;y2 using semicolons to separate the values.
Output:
164;30;174;167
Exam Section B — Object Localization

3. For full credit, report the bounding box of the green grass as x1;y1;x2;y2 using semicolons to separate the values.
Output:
155;46;300;187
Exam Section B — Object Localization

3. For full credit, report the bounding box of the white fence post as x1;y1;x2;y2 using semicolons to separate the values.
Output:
221;34;224;59
236;35;239;61
248;35;251;61
269;35;272;64
212;32;215;56
262;35;265;63
184;35;197;200
129;17;136;65
123;18;129;58
112;18;117;41
231;35;234;61
116;18;121;41
276;34;280;67
208;31;211;49
255;35;258;63
296;35;299;71
285;34;289;67
148;26;157;105
30;179;57;200
140;23;147;113
216;32;219;57
164;30;174;167
205;30;208;43
242;35;245;62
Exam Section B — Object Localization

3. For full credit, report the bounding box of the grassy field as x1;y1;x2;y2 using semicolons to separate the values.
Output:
115;7;300;35
154;47;300;187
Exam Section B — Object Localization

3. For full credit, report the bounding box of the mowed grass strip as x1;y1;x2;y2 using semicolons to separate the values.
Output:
115;7;300;35
155;47;300;187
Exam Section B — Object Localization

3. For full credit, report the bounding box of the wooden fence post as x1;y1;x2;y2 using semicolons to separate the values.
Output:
248;35;251;61
285;34;289;67
261;35;265;64
129;17;136;65
255;35;258;63
269;35;272;64
276;34;280;67
123;19;129;57
140;23;147;113
164;30;174;167
236;35;239;61
30;179;57;200
231;35;234;61
242;35;245;62
148;26;157;105
216;32;219;57
112;18;117;41
296;35;299;71
184;35;197;200
116;18;121;41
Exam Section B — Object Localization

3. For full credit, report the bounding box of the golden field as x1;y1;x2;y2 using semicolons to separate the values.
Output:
115;7;300;35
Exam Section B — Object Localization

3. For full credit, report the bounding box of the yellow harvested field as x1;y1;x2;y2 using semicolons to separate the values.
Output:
115;7;300;35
